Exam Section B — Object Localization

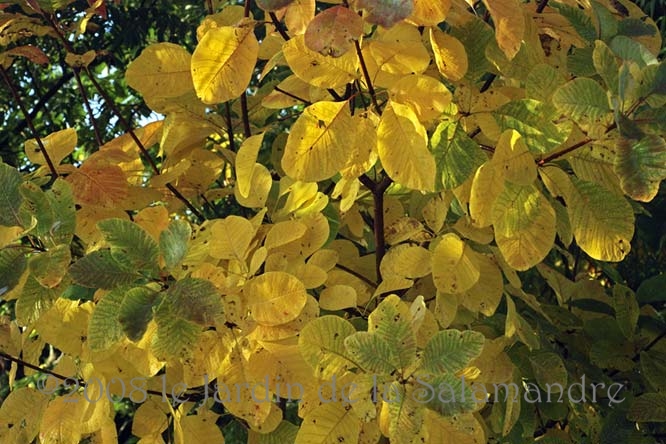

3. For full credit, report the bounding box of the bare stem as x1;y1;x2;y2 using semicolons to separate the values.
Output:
0;66;58;178
354;40;381;114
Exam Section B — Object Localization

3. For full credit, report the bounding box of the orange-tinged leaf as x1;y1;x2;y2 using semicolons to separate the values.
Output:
191;23;259;104
282;101;356;182
65;159;129;208
357;0;414;28
482;0;525;60
408;0;451;26
430;27;468;81
377;101;436;191
257;0;295;11
304;5;363;57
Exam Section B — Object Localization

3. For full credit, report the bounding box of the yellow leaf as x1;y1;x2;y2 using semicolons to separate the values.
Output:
132;399;170;438
482;0;525;60
295;402;361;444
388;74;452;122
340;111;379;179
459;252;504;316
0;387;49;443
265;220;308;250
285;0;315;36
196;6;247;40
319;284;357;310
491;129;536;185
469;161;504;228
380;244;431;279
244;271;308;326
430;27;468;81
492;184;556;271
283;34;358;88
432;233;480;294
236;134;264;198
191;24;259;104
408;0;451;26
25;127;76;168
282;101;356;182
209;215;256;261
377;101;436;191
234;163;273;208
125;43;196;112
174;411;225;444
39;395;87;444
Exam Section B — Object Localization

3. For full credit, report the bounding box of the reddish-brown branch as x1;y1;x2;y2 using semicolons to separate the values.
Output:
359;174;393;283
1;66;58;178
354;40;381;114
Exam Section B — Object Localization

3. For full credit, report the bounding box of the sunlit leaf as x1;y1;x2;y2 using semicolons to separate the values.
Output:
191;23;259;104
430;28;468;81
377;101;436;191
432;233;480;294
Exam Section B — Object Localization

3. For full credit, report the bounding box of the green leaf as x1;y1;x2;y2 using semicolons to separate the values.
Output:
0;162;23;227
0;247;26;297
19;182;55;239
614;135;666;202
493;99;567;154
384;382;423;442
421;373;477;415
159;219;191;270
15;275;58;325
552;78;611;121
529;352;568;392
492;183;556;271
69;249;139;289
152;309;202;359
641;351;666;392
526;64;564;102
98;218;160;274
591;0;618;41
119;286;157;341
593;40;619;95
617;18;656;38
422;329;485;374
88;286;127;351
566;178;634;262
299;315;356;378
160;277;222;325
610;35;657;67
612;284;639;339
47;179;76;244
636;274;666;304
550;2;596;42
28;244;71;288
627;393;666;422
367;295;417;371
344;332;396;374
431;121;486;189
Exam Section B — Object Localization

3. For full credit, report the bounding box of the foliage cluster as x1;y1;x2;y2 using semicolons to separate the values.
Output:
1;0;666;443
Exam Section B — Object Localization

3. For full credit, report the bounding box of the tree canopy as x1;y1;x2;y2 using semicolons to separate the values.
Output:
1;0;666;443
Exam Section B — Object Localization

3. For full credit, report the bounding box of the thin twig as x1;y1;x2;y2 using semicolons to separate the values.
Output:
0;66;58;178
536;0;549;14
240;93;252;138
72;68;103;147
274;86;312;105
335;263;377;289
269;12;290;41
225;102;237;152
354;40;381;114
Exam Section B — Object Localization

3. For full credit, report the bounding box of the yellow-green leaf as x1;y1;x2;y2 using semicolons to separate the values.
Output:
492;184;556;271
244;271;308;326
